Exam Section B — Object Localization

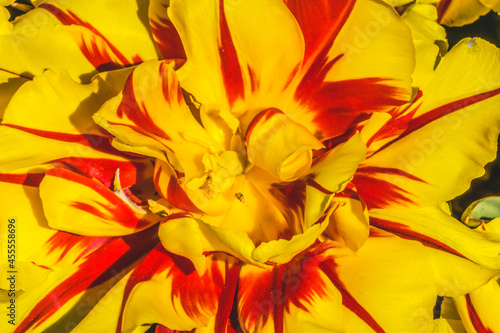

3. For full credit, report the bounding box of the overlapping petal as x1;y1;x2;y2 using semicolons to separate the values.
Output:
288;0;415;140
171;0;304;118
0;0;158;81
354;38;500;209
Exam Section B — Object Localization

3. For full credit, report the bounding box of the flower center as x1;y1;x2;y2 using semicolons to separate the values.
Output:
203;150;246;198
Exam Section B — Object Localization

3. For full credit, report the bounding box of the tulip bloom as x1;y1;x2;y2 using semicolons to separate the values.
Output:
1;0;500;332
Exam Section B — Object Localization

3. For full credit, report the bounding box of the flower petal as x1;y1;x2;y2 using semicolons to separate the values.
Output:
171;0;304;114
0;0;158;81
305;133;366;228
290;0;414;140
118;244;226;332
437;0;490;26
370;207;500;271
158;210;330;273
39;168;160;236
94;60;219;183
0;69;133;172
245;108;323;181
4;228;157;332
354;38;500;209
454;275;500;332
0;69;28;120
148;0;186;61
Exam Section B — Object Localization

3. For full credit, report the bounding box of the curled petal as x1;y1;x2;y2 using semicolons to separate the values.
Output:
355;38;500;209
171;0;304;115
118;244;226;332
39;168;160;236
370;207;500;271
245;108;323;181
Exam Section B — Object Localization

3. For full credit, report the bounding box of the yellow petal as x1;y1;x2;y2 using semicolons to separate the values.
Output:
0;69;131;172
454;275;500;332
0;69;28;120
305;133;366;228
290;0;414;140
94;60;220;184
401;4;448;87
159;210;330;273
355;38;500;209
245;108;323;181
370;207;500;271
119;245;226;332
171;0;304;117
438;0;490;26
39;168;160;236
0;0;157;81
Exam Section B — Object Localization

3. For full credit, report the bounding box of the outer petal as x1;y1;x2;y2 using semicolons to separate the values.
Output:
400;4;448;87
354;38;500;209
370;207;500;271
238;237;437;333
0;69;135;173
1;229;158;332
0;68;28;120
171;0;304;115
0;168;159;331
39;168;160;236
118;244;226;332
454;275;500;332
289;0;414;140
437;0;490;26
0;0;157;81
148;0;186;61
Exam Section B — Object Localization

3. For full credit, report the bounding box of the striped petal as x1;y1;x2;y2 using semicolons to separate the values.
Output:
3;228;158;332
0;0;157;81
353;38;500;209
94;60;220;183
454;275;500;332
171;0;304;116
117;244;226;332
238;237;438;333
289;0;414;140
148;0;186;61
39;168;160;236
0;166;159;331
0;69;138;173
370;207;500;271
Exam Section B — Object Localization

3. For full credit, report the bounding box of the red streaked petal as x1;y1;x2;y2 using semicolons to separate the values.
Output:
39;2;150;71
284;0;355;67
352;166;425;209
238;244;332;333
13;227;158;333
94;60;218;184
290;0;414;140
357;39;500;209
370;207;500;271
172;0;304;116
54;157;153;189
218;0;245;107
39;168;160;236
319;259;385;332
118;245;225;332
148;0;186;60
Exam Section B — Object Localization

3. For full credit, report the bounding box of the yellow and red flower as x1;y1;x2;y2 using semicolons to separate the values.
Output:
1;0;500;332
